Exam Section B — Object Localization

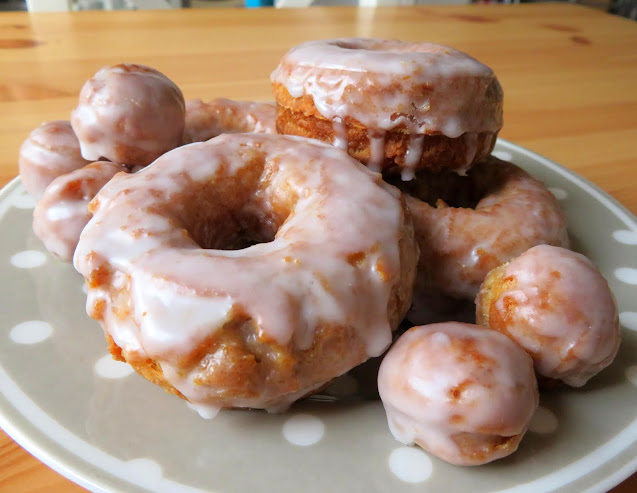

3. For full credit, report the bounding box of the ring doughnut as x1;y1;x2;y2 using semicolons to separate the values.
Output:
183;98;276;144
33;161;126;262
378;322;538;465
73;133;418;414
71;63;185;166
19;121;91;199
391;156;569;304
476;245;620;387
271;38;502;179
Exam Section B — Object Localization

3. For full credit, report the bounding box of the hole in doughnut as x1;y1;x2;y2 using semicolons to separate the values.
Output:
333;39;446;55
385;168;481;209
154;154;293;251
385;160;511;210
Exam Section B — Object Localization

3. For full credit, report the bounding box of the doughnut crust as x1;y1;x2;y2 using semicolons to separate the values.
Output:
271;38;503;178
74;133;418;414
273;87;497;177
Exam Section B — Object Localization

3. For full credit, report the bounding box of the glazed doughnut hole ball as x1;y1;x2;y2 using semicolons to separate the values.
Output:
378;322;538;466
18;121;91;199
476;245;620;387
71;63;185;166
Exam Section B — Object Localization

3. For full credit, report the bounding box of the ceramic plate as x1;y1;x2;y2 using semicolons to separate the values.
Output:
1;139;637;493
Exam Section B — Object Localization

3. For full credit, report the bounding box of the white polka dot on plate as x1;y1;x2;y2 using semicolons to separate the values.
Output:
13;194;37;209
492;150;513;161
548;187;568;200
388;447;433;483
613;230;637;245
9;321;53;344
282;414;325;446
528;406;559;434
615;267;637;285
620;312;637;331
94;354;134;379
124;458;163;481
10;250;47;269
625;366;637;386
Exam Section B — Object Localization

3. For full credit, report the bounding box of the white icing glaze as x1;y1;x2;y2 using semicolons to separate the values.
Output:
332;117;348;150
186;401;221;420
401;135;425;181
405;156;569;300
18;121;91;199
367;130;386;173
378;322;538;466
182;98;276;144
271;38;503;138
74;133;409;412
463;132;479;170
33;161;123;262
477;245;621;387
71;64;185;166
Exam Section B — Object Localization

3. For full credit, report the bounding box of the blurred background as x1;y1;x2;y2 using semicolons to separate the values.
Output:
0;0;634;21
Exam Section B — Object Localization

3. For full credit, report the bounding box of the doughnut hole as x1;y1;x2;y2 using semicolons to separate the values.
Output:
332;39;447;54
19;121;91;199
71;63;185;166
385;166;482;209
378;322;538;466
476;245;620;387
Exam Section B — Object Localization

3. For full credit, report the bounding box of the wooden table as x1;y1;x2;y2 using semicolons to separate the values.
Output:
0;3;636;492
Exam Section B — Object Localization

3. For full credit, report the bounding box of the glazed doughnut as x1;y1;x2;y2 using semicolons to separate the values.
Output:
19;121;91;199
476;245;620;387
71;63;185;166
73;133;418;414
183;98;276;144
378;322;538;466
271;38;503;179
33;161;125;262
390;156;569;304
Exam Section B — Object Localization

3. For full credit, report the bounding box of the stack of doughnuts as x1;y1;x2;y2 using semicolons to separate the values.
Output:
19;38;621;467
271;38;569;305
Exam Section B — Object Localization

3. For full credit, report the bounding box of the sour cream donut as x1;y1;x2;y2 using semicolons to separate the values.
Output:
271;38;503;179
71;63;185;166
394;156;569;303
74;133;418;414
19;121;91;199
476;245;620;387
378;322;538;466
183;98;276;144
33;161;126;262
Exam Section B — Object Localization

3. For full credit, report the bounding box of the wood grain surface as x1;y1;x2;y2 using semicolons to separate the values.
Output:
0;4;636;492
